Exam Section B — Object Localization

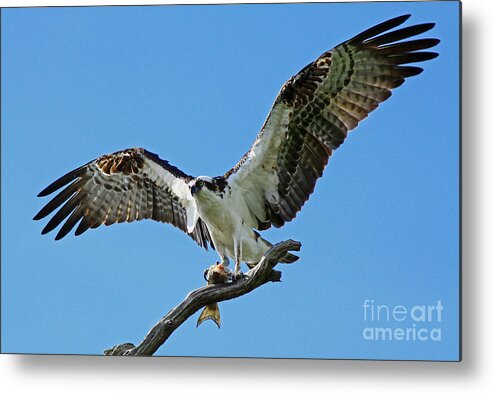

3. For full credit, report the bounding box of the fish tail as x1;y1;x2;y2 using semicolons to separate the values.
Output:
196;303;221;329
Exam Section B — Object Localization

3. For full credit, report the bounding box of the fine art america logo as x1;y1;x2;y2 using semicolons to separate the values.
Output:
362;299;443;342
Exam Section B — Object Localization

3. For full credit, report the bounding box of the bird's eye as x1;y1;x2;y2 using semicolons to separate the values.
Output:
197;180;204;187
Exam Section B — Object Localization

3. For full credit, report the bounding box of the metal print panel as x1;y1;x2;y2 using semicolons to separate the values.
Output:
1;1;461;360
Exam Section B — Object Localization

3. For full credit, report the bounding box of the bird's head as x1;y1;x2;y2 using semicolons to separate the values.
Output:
190;176;228;199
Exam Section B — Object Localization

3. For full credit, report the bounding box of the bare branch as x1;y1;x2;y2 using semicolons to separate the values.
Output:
104;239;301;356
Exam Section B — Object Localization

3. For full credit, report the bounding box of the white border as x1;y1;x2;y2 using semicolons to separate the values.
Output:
2;0;491;392
0;0;449;7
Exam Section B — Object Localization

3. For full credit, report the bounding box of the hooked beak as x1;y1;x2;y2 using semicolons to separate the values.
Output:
190;185;199;195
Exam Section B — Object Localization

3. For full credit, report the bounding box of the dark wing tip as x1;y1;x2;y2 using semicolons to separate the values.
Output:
409;22;436;37
399;66;424;77
415;37;441;48
74;218;92;237
392;51;439;64
364;22;438;48
398;14;412;21
40;226;51;235
37;163;89;197
347;14;412;44
38;187;56;198
422;51;439;61
397;13;412;21
54;231;67;241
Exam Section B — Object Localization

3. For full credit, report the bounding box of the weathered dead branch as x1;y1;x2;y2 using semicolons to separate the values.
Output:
104;239;301;356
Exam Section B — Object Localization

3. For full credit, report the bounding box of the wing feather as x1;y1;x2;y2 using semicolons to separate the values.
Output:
34;147;214;250
226;15;439;230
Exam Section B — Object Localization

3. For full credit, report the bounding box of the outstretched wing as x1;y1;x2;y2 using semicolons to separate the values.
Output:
226;14;440;230
34;147;213;249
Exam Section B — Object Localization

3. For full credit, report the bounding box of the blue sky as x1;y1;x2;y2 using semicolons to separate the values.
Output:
1;1;460;360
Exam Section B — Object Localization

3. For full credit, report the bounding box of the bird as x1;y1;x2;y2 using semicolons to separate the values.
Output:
34;14;439;280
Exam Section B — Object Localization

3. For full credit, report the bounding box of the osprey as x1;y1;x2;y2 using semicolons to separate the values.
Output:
34;15;439;278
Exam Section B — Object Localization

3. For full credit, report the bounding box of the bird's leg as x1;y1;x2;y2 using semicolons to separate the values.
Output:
217;249;233;281
233;234;244;281
220;255;230;269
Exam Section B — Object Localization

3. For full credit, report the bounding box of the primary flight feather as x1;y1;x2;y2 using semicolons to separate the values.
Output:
34;15;439;277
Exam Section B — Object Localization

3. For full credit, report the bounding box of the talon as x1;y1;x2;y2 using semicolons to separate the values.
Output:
204;262;231;284
233;270;245;282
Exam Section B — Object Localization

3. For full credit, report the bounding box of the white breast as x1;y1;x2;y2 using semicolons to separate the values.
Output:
194;186;263;263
